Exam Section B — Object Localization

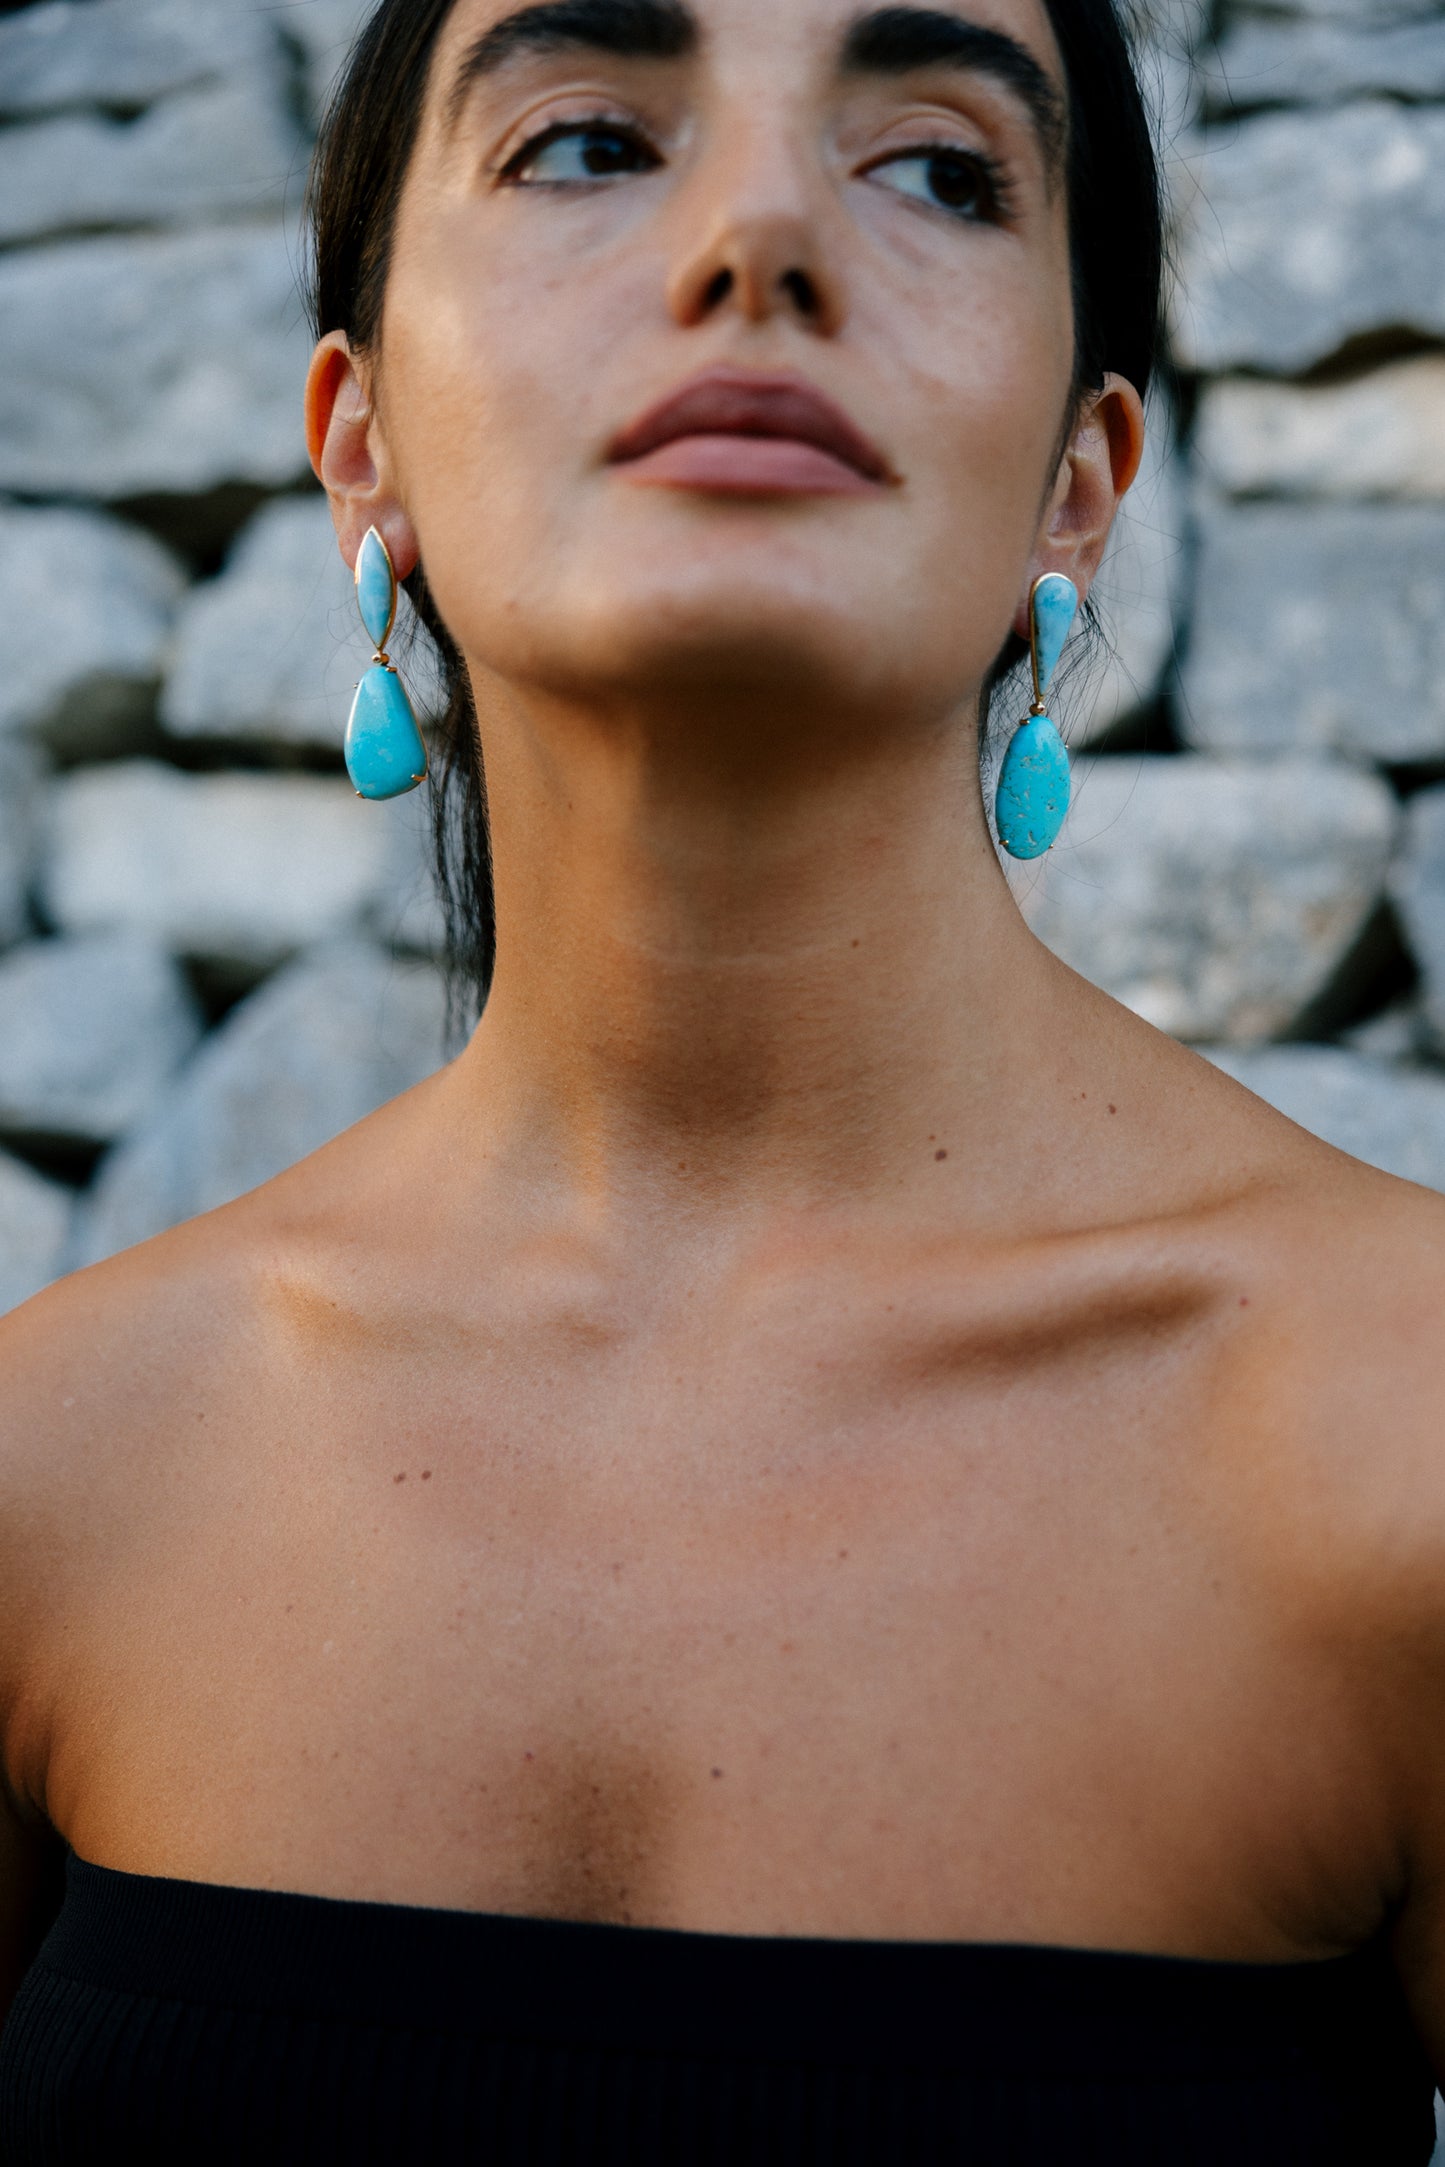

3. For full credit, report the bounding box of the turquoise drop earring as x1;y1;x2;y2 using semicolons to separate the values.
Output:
345;526;429;801
994;572;1079;860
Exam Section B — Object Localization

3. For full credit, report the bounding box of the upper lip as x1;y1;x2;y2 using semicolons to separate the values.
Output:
607;368;893;483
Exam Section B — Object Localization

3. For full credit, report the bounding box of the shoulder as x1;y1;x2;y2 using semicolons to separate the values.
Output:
1051;1026;1445;1623
1207;1084;1445;1482
0;1107;393;1669
1177;1060;1445;1525
1177;1094;1445;1691
0;1212;249;1818
0;1062;460;1604
0;1213;268;1593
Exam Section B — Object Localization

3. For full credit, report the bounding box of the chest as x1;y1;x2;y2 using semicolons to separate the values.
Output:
32;1318;1395;1954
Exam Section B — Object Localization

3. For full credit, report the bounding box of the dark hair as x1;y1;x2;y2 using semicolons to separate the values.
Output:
307;0;1166;1022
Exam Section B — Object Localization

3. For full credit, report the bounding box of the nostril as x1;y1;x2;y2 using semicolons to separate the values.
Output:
702;267;733;312
781;268;819;318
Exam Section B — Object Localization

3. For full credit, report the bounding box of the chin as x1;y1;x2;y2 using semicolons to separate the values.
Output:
560;535;915;684
527;580;899;718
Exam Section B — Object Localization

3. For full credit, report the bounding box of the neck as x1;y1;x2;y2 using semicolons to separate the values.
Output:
453;676;1075;1228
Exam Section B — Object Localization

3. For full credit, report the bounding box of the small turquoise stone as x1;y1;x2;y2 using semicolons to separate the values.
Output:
995;712;1070;859
1030;573;1078;701
345;664;427;800
356;527;396;651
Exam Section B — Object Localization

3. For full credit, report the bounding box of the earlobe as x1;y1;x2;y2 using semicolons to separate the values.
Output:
304;332;420;581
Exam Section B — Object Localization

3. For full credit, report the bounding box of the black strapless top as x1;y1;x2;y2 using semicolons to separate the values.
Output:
0;1854;1435;2164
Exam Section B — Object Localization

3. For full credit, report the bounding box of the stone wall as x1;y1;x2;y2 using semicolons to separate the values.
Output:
4;0;1445;1318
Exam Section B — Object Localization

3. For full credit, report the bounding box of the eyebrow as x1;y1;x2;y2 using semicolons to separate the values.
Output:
445;0;1065;180
843;8;1066;176
445;0;696;132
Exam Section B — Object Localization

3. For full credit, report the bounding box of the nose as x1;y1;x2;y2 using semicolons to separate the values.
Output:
665;134;847;337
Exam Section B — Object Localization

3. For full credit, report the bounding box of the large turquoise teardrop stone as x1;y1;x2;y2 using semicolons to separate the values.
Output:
995;711;1070;860
345;664;427;800
356;527;397;650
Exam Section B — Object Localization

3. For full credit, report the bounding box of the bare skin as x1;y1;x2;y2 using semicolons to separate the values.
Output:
3;0;1445;2083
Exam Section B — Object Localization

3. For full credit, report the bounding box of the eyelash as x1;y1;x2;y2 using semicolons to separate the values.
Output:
498;115;1014;226
871;142;1013;224
497;112;657;185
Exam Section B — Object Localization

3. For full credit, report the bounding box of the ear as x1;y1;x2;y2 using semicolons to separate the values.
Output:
1012;373;1146;638
304;331;420;581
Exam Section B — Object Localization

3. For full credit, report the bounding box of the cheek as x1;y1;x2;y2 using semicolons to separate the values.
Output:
379;208;659;650
857;258;1072;667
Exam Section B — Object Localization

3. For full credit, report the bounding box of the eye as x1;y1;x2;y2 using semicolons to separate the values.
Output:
502;119;660;186
867;145;1006;222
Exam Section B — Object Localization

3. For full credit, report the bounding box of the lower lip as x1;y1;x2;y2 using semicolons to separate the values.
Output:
612;434;881;495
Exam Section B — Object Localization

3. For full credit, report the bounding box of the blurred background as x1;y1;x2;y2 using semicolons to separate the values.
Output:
1;0;1445;1320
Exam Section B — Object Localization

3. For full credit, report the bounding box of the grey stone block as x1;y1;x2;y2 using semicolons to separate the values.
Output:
1172;103;1445;374
1389;786;1445;1050
1012;755;1397;1042
285;0;377;116
0;226;314;499
1338;999;1429;1062
0;74;305;248
77;941;448;1266
162;496;440;750
1078;425;1186;741
1204;17;1445;112
0;933;202;1147
1204;1044;1445;1193
1194;358;1445;502
1232;0;1442;23
0;740;46;950
41;762;399;973
0;1151;71;1319
1180;503;1445;762
0;503;186;756
0;0;278;118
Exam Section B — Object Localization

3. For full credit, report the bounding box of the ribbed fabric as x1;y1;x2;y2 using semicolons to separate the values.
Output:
0;1853;1435;2164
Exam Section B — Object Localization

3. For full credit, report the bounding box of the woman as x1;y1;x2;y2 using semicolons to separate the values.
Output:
0;0;1441;2157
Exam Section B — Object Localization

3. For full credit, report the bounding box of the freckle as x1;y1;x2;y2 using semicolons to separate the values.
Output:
1108;1104;1117;1114
1239;1296;1250;1307
523;1751;535;1762
394;1472;406;1483
851;938;860;948
285;1603;294;1614
422;1470;432;1481
711;1767;724;1779
838;1549;849;1560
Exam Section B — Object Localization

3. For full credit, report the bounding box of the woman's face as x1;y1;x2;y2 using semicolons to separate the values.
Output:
370;0;1089;735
